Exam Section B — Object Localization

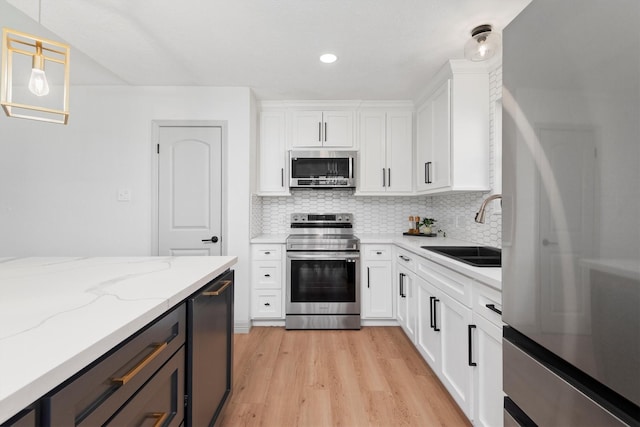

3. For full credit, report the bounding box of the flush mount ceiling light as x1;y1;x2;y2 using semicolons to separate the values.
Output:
319;53;338;64
1;28;70;124
464;24;501;62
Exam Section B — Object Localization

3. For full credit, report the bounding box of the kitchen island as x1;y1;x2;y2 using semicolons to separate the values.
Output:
0;256;237;425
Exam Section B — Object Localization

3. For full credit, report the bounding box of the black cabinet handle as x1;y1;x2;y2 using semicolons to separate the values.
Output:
264;251;271;255
425;162;432;184
318;122;322;142
264;302;271;307
281;168;284;187
264;274;271;278
388;168;391;187
399;273;406;298
367;267;370;288
433;298;440;331
429;296;435;328
376;251;382;255
382;168;386;187
324;122;327;142
468;324;477;366
399;255;411;262
485;304;502;315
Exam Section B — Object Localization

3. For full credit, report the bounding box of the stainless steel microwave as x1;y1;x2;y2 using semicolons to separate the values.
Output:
289;150;356;189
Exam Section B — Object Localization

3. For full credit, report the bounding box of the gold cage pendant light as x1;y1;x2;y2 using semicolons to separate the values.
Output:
1;23;70;124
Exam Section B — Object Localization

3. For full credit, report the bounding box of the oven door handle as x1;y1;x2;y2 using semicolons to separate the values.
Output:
287;253;360;260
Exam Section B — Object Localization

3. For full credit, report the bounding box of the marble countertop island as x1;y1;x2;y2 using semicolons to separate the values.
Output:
0;256;237;424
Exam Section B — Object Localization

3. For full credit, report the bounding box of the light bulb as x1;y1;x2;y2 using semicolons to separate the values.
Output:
28;67;50;96
478;43;488;58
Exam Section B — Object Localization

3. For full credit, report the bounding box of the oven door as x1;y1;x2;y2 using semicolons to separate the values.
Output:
286;251;360;315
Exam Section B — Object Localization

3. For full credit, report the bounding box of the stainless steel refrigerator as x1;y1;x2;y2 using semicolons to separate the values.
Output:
501;0;640;425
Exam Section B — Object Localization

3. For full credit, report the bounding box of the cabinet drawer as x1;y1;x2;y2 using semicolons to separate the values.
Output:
395;247;417;272
473;282;503;326
106;347;184;427
1;408;36;427
363;246;392;260
417;258;473;307
252;261;282;289
252;245;283;261
252;290;283;318
46;305;186;426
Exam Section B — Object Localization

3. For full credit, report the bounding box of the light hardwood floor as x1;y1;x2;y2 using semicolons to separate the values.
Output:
218;327;471;427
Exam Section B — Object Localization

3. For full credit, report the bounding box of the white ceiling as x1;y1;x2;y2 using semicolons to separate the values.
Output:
5;0;531;100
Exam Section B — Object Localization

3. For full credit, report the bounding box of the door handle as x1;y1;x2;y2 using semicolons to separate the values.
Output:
318;122;322;142
425;162;432;184
367;267;370;288
324;122;327;142
429;296;435;328
485;303;502;315
542;238;558;246
382;168;386;187
201;236;219;243
433;298;440;331
468;325;477;366
388;168;391;187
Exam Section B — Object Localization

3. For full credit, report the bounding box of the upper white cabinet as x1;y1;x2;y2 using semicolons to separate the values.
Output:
292;110;354;148
416;60;490;194
358;110;413;195
257;111;289;195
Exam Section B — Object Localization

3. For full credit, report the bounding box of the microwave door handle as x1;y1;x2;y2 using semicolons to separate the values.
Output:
349;157;353;179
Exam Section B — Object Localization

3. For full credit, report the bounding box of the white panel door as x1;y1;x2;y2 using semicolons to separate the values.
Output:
386;111;413;193
362;261;393;318
292;111;323;147
416;277;441;371
158;126;222;256
439;291;473;418
358;111;387;193
323;111;354;147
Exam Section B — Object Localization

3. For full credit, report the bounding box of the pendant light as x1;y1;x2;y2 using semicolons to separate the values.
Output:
464;24;501;62
0;0;70;124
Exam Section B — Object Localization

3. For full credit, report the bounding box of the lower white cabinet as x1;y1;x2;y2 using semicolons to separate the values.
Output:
251;244;285;319
361;245;394;319
395;248;417;342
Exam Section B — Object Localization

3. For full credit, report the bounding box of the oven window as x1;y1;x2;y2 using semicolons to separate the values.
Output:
291;158;350;178
290;259;356;303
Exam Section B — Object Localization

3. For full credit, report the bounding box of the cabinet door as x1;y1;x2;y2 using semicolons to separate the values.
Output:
416;277;441;371
438;291;473;418
473;312;504;427
358;111;387;193
386;111;413;193
258;112;288;194
396;264;416;342
292;111;323;147
416;80;451;192
396;266;408;330
323;111;354;147
362;260;393;319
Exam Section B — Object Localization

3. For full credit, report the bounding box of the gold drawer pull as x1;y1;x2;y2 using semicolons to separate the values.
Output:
146;412;169;427
111;342;168;385
203;280;232;296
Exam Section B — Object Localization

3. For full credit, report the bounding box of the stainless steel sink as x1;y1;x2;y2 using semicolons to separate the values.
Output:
421;246;501;267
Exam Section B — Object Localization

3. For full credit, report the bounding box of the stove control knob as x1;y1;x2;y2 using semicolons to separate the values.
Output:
337;216;342;221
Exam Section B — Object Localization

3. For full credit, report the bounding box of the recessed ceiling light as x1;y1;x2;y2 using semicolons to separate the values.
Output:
319;53;338;64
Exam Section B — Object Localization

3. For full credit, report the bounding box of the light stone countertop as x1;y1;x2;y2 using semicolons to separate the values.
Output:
0;256;237;424
251;233;501;290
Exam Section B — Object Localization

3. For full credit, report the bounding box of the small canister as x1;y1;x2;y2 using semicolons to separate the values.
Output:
408;216;414;232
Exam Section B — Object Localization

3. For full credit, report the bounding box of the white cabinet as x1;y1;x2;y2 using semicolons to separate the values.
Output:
258;111;289;195
416;276;441;369
416;60;490;194
251;244;285;319
292;110;354;148
395;248;417;342
361;245;394;319
471;282;504;427
358;110;413;195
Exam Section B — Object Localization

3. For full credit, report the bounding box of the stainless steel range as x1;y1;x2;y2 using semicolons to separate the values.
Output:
285;213;360;330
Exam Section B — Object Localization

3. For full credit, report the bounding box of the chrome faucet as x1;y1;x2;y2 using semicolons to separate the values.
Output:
475;194;502;223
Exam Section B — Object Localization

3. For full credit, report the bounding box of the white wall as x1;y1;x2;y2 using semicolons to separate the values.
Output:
0;86;254;331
